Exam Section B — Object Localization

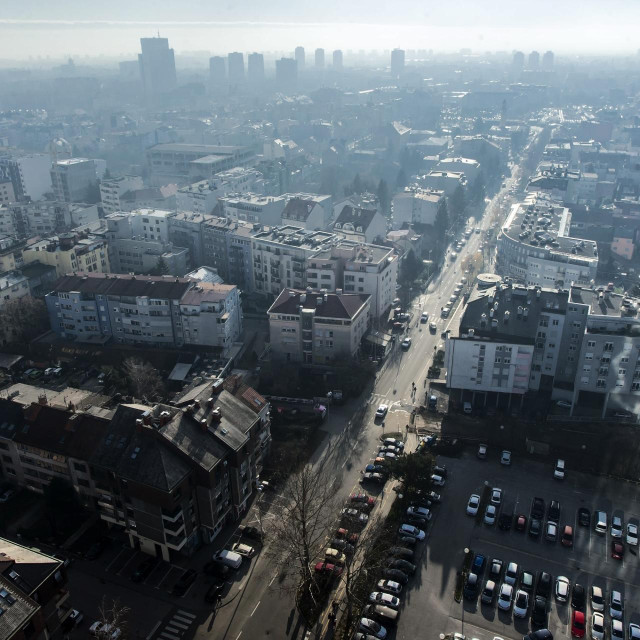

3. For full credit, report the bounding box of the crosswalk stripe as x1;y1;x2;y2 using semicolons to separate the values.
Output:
176;610;196;619
165;627;181;634
160;633;180;640
171;619;190;628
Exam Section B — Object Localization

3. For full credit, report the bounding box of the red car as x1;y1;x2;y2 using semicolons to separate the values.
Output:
314;562;343;577
335;528;359;544
350;493;376;508
611;540;624;560
571;610;586;637
515;515;527;532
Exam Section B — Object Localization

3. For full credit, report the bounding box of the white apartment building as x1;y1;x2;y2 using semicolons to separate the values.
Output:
268;288;371;364
100;176;144;215
176;180;222;215
50;158;100;203
282;193;332;230
333;205;387;244
0;181;15;205
0;153;52;201
497;195;598;288
435;157;481;183
392;188;444;229
0;271;30;309
179;283;242;354
419;170;465;196
219;193;286;227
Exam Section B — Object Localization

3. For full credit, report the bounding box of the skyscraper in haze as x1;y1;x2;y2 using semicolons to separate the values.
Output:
247;53;265;82
542;50;554;69
512;51;525;68
209;56;226;85
295;46;305;71
228;52;245;84
528;50;540;69
315;48;325;69
276;58;297;87
333;50;343;71
138;37;177;98
390;49;405;77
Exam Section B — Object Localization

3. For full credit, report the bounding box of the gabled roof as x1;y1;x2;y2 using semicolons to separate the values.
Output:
282;198;317;222
268;288;370;320
334;205;378;231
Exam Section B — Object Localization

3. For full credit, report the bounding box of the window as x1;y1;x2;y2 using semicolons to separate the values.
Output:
633;382;640;391
621;357;629;363
596;379;607;388
584;353;593;360
588;340;596;347
618;369;627;376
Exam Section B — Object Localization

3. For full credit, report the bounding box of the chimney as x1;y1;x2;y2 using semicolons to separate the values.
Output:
336;288;343;295
517;306;523;317
211;407;222;423
159;410;171;425
207;397;215;408
523;307;529;318
504;310;510;324
135;418;144;433
480;313;487;327
200;418;208;431
142;410;152;425
300;293;306;303
38;394;47;406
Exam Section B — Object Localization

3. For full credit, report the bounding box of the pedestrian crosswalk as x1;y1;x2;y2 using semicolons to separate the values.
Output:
154;609;196;640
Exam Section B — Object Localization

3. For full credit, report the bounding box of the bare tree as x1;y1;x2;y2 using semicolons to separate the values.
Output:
268;463;336;600
95;597;130;640
122;357;164;402
0;296;49;345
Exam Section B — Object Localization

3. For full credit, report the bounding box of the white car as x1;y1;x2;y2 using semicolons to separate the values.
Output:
610;590;624;620
467;494;480;516
591;585;605;612
611;516;623;538
359;618;387;639
629;623;640;640
430;474;445;487
498;583;513;611
484;504;497;525
500;450;512;465
612;620;624;640
407;506;431;520
68;609;84;626
555;576;570;602
90;623;121;640
421;312;429;323
513;589;529;618
231;542;255;558
490;487;502;506
505;562;518;586
627;522;638;546
401;338;412;350
369;592;400;609
591;613;605;640
377;579;402;595
375;404;389;419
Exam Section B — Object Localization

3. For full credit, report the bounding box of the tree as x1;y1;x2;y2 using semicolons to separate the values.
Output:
434;199;448;240
396;169;407;189
0;296;49;346
123;358;164;402
449;184;466;225
149;256;169;276
385;452;434;496
95;597;130;640
470;173;486;205
267;463;336;611
376;179;390;216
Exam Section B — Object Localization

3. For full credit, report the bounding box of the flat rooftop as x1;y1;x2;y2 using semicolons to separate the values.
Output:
569;286;640;319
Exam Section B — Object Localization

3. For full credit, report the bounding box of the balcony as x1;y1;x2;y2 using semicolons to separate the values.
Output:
162;504;184;522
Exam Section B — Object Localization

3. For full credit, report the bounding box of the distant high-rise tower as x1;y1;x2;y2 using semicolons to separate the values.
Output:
228;52;245;84
315;48;325;69
276;58;297;87
295;46;305;71
138;37;177;98
512;51;525;68
209;56;226;86
247;53;265;82
542;50;554;69
391;49;405;77
528;50;540;69
333;50;343;71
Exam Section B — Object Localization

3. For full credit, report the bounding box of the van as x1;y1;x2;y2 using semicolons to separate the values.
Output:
441;307;450;318
428;395;437;410
213;549;243;569
463;402;472;414
553;459;565;480
595;511;607;535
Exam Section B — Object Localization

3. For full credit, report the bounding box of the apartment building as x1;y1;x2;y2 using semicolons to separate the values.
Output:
0;537;70;640
0;202;79;239
0;378;271;559
497;195;598;288
99;175;144;215
167;212;213;268
0;180;15;205
202;218;255;292
282;193;332;229
307;242;398;320
268;288;371;364
391;188;444;229
332;205;387;244
22;232;110;277
179;283;243;351
176;181;221;215
446;283;571;401
50;159;98;203
44;272;242;350
146;143;254;185
218;193;286;227
0;153;52;201
435;157;481;183
419;170;465;196
0;271;30;309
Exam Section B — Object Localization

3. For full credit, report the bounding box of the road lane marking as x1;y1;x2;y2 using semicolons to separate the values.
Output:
146;621;161;640
251;601;261;617
235;633;242;640
238;579;247;591
105;547;128;571
269;573;277;586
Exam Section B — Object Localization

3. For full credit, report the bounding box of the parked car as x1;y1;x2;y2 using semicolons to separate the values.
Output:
239;525;263;541
514;590;530;618
571;610;586;638
591;586;605;612
489;558;503;580
369;592;400;609
548;500;561;524
377;579;402;595
498;583;514;611
481;580;496;605
505;562;519;585
484;504;497;525
477;443;488;459
314;562;343;577
578;508;590;527
430;474;445;487
388;546;413;560
529;518;542;538
611;540;624;560
591;613;605;640
515;514;527;532
561;525;574;547
231;543;255;558
172;569;198;596
611;619;624;640
536;572;552;599
626;522;638;546
501;450;512;465
325;548;346;565
466;494;480;516
67;609;84;628
382;568;408;585
358;618;387;639
555;576;570;602
490;488;503;506
611;516;623;538
545;522;558;542
131;556;158;582
341;508;369;525
463;573;479;600
521;570;534;592
375;405;389;419
610;590;624;620
472;553;486;575
386;558;415;574
572;583;586;610
531;596;548;627
398;524;425;541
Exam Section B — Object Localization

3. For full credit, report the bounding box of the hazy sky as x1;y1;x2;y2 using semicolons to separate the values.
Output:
1;0;639;60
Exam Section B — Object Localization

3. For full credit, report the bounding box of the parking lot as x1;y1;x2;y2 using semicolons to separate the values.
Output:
394;447;640;640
